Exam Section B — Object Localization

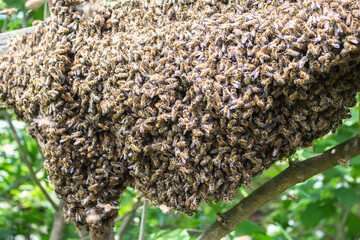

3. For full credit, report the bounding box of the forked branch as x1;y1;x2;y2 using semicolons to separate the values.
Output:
198;135;360;240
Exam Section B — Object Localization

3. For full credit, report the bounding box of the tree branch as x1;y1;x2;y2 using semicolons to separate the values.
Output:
336;206;351;240
3;110;58;210
0;27;35;55
138;200;148;240
50;201;66;240
198;135;360;240
75;228;90;240
0;102;7;110
115;200;143;240
89;226;113;240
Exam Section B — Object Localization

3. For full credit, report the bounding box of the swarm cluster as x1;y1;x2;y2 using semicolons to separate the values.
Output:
1;0;360;233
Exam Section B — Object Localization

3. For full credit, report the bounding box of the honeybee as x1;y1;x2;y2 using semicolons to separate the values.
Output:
308;43;321;56
243;88;252;101
286;49;300;57
273;72;285;85
294;78;310;85
86;212;101;223
345;35;359;45
242;109;253;120
286;195;299;201
338;159;351;166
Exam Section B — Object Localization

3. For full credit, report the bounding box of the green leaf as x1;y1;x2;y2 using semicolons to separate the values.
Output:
156;229;190;240
320;199;336;218
272;211;288;228
0;0;6;9
31;4;45;21
6;17;22;31
208;200;228;213
233;220;266;236
350;155;360;167
345;212;360;238
300;202;323;228
333;187;360;207
148;229;169;240
322;167;346;184
252;233;274;240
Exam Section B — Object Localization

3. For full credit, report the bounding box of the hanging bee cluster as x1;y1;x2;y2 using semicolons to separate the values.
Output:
1;0;360;233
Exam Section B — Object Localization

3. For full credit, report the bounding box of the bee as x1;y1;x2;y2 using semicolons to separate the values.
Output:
308;43;321;56
273;72;285;85
176;140;187;148
86;213;101;223
243;88;252;101
300;121;312;132
338;159;351;166
242;109;253;120
318;53;332;64
345;35;359;45
286;195;299;201
208;181;215;193
130;143;141;153
243;151;256;160
294;77;310;85
253;96;265;108
286;49;300;57
192;128;204;137
293;113;306;122
199;171;208;183
179;166;193;174
88;183;100;192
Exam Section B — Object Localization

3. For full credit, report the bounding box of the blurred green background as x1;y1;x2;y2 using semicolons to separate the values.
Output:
0;1;360;239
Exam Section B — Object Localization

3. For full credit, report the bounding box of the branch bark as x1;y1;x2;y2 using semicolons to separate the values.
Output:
0;27;35;55
198;135;360;240
3;110;58;210
138;200;148;240
89;226;113;240
50;202;66;240
0;102;7;110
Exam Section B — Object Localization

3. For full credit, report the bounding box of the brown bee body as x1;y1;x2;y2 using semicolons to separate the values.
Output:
1;0;360;232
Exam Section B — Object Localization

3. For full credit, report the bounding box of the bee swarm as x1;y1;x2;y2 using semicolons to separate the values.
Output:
1;0;360;234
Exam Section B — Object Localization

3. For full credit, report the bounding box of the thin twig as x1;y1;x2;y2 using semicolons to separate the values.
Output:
138;200;148;240
336;207;351;240
21;12;33;29
21;12;27;29
198;135;360;240
0;101;7;109
75;228;90;240
49;201;66;240
1;16;9;33
186;229;203;233
44;0;48;19
0;163;43;198
3;110;58;210
115;200;143;240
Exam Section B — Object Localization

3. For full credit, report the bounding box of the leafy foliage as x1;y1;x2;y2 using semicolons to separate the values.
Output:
0;1;359;239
